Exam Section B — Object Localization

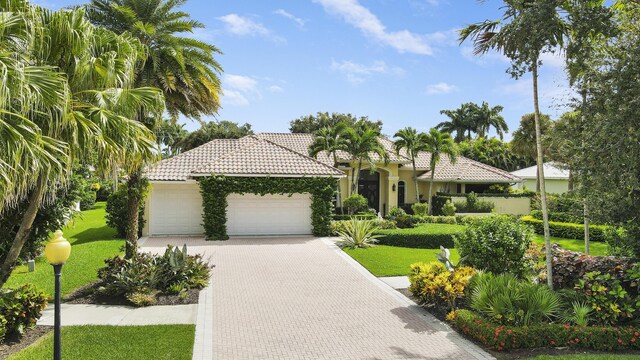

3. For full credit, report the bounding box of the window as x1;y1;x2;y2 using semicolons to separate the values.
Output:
397;181;406;206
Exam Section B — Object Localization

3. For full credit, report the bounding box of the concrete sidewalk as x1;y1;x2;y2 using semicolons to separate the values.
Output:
379;276;411;289
37;303;197;326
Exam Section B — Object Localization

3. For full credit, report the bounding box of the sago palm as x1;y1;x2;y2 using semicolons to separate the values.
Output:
393;127;426;203
423;129;457;215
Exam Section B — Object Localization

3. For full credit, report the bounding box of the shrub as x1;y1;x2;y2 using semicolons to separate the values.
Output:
0;315;6;343
530;209;583;224
416;215;457;225
106;184;146;238
442;200;456;216
155;245;210;291
409;261;476;312
126;290;158;307
95;180;114;201
431;195;452;216
376;225;463;249
449;309;640;352
0;284;48;338
332;212;377;221
335;219;382;249
485;184;512;194
468;273;561;327
454;216;534;276
343;194;368;214
575;270;637;325
388;206;407;218
520;215;609;242
79;188;97;210
454;192;495;213
411;203;428;216
394;214;414;229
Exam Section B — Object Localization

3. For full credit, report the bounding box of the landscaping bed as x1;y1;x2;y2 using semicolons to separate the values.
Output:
64;281;200;306
0;326;52;360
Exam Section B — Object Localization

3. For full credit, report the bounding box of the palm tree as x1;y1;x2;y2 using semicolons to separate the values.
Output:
511;113;553;191
393;127;426;203
423;129;457;215
309;122;348;210
460;0;567;289
341;122;389;195
437;103;474;142
475;102;508;139
0;3;162;286
87;0;223;257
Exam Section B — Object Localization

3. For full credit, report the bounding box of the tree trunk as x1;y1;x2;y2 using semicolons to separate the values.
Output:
581;89;590;255
536;175;541;193
350;167;357;195
333;154;343;214
533;63;553;290
354;160;363;195
413;158;420;203
427;166;436;215
584;198;590;255
125;170;142;258
0;176;47;287
568;169;574;191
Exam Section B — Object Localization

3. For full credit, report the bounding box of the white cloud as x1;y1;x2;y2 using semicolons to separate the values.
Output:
274;9;306;28
222;74;260;107
426;82;458;95
217;14;284;42
461;46;510;65
313;0;433;55
331;59;405;84
540;50;565;68
268;85;284;93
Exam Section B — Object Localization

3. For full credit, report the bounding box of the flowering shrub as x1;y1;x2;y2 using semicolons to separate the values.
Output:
409;262;476;312
449;309;640;352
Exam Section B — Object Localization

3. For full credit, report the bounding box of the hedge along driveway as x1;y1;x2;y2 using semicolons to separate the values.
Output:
4;203;123;299
375;223;466;248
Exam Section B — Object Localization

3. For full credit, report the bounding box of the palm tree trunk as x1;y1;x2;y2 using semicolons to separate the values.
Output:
413;159;420;203
125;170;142;258
0;176;47;287
568;169;574;191
354;160;363;195
333;154;343;214
427;167;436;215
581;89;590;255
533;63;553;289
350;167;357;195
584;198;590;255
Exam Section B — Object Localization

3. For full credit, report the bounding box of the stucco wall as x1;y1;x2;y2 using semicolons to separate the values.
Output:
449;196;531;215
512;178;569;194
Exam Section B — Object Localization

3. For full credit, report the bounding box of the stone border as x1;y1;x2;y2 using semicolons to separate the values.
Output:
321;237;495;360
192;277;214;360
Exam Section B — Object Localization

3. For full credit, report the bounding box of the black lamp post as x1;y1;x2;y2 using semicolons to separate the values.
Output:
45;230;71;360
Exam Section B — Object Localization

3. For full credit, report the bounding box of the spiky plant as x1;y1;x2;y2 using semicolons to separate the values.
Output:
335;218;382;249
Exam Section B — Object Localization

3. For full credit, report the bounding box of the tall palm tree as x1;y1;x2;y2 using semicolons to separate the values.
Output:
511;113;553;191
393;127;426;203
86;0;223;257
341;122;389;195
309;122;348;210
460;0;567;289
423;129;457;215
437;103;474;142
0;3;162;286
475;101;508;139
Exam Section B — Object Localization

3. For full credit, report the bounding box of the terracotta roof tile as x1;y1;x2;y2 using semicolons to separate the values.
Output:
415;154;521;183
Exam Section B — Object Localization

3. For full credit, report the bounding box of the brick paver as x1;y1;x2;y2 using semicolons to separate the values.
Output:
141;236;492;360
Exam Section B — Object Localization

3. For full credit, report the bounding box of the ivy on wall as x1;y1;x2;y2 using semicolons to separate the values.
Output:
198;175;337;240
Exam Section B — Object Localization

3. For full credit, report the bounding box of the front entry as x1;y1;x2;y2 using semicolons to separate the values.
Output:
358;171;380;211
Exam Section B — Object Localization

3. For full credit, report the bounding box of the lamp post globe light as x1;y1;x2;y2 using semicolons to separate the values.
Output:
45;230;71;360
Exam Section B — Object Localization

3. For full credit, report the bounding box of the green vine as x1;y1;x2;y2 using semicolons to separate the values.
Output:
198;176;336;240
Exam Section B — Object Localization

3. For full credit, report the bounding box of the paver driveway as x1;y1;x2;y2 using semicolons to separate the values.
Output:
141;236;491;360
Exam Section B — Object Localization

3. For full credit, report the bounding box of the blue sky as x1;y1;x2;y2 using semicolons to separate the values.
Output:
35;0;572;139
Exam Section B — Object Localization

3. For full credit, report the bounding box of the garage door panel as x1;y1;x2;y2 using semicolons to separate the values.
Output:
227;193;312;236
149;183;203;235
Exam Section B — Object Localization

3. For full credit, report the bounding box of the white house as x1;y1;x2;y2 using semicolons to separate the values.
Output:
511;163;570;194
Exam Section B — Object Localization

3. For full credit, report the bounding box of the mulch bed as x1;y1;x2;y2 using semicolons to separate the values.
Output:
396;287;640;359
64;281;200;306
0;326;52;359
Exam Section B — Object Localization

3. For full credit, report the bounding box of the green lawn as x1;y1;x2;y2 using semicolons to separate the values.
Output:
533;234;608;256
344;246;460;277
4;202;123;299
8;325;195;360
377;223;466;235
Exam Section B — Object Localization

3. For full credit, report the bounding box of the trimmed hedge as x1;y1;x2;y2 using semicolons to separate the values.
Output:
332;213;377;221
413;215;458;224
520;215;609;242
530;209;583;224
437;191;534;198
375;224;464;249
450;309;640;352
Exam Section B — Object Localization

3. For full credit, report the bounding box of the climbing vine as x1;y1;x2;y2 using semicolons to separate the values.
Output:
198;176;337;240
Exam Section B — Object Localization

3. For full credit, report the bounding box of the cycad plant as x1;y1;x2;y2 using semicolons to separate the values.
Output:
335;218;382;249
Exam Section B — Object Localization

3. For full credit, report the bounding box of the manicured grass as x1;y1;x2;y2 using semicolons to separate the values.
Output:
8;325;195;360
533;234;608;256
527;355;640;360
344;245;460;277
4;202;123;299
377;223;466;235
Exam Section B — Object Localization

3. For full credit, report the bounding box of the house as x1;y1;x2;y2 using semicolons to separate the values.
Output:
510;163;570;194
143;133;521;237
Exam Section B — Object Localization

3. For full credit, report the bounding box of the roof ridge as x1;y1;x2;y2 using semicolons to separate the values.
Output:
258;138;344;174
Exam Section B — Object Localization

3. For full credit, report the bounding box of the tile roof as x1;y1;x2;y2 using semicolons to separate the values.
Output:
511;163;570;180
415;154;521;183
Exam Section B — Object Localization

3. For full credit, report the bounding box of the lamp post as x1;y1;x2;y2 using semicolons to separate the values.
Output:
45;230;71;360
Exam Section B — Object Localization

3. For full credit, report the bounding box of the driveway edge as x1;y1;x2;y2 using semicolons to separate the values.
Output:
321;237;494;360
192;277;214;360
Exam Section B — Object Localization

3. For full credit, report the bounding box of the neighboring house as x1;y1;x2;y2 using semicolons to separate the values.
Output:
510;163;570;194
144;133;521;236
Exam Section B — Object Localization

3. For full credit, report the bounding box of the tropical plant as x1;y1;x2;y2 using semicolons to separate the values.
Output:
457;138;533;172
559;301;593;326
155;119;188;157
422;129;458;215
342;194;368;215
394;127;427;202
474;101;508;139
341;122;389;194
290;112;382;133
510;113;554;172
86;0;224;258
461;0;569;289
309;122;348;209
0;3;162;287
409;261;476;312
335;218;382;249
437;103;475;142
441;200;456;216
411;203;428;217
177;121;253;152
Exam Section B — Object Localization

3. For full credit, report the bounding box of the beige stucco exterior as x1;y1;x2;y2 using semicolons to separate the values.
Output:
512;178;569;194
449;196;531;215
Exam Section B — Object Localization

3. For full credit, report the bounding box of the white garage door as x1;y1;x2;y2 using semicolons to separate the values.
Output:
227;193;312;236
149;183;204;235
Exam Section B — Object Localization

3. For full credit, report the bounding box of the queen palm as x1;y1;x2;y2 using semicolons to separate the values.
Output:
87;0;223;256
0;3;163;286
393;127;426;203
460;0;568;288
423;129;457;215
309;122;348;209
341;122;389;195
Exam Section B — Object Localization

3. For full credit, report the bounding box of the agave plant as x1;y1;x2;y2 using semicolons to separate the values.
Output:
335;218;382;249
